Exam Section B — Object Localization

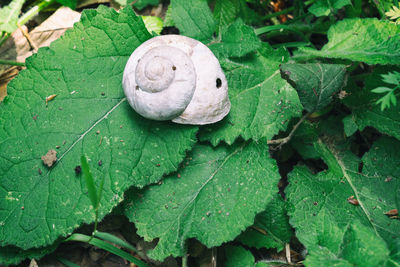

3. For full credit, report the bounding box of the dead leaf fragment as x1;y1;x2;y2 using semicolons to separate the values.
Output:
385;209;398;216
347;196;359;206
41;149;57;167
46;94;57;105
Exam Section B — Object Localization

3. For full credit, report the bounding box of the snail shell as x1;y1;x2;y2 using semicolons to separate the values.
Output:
122;35;230;125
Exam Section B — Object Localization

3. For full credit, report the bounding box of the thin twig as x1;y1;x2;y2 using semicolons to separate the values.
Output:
267;112;310;149
18;24;38;52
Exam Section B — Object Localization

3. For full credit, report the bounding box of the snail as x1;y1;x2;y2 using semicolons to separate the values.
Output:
122;35;230;125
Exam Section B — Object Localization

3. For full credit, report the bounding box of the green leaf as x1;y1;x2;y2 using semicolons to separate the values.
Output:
170;0;215;42
81;155;98;209
209;19;261;58
225;245;255;267
132;0;159;10
0;244;58;266
308;0;352;17
299;18;400;65
124;141;281;261
342;69;400;141
305;221;390;266
56;0;77;9
0;6;198;251
141;16;163;35
382;71;400;85
290;121;320;159
0;0;25;33
287;137;400;265
200;45;302;146
342;115;358;137
213;0;238;35
281;63;347;112
237;195;292;252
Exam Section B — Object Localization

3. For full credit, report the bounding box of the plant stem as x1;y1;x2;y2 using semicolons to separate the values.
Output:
182;254;188;267
0;59;25;66
18;0;56;26
267;112;310;149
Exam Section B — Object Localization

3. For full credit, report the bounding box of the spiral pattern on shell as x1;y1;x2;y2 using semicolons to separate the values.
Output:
123;35;230;125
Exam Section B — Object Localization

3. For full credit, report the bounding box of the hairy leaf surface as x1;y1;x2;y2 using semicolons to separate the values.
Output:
281;63;347;112
299;18;400;65
287;137;400;265
200;45;302;145
209;19;261;58
124;142;280;260
237;196;292;252
0;6;198;250
170;0;215;42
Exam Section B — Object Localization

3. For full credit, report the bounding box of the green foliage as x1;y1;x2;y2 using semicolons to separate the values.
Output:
141;15;163;34
342;69;400;141
0;6;197;251
209;19;261;58
170;0;215;42
371;71;400;111
287;136;400;265
1;1;400;266
237;196;292;252
124;142;280;260
299;18;400;65
200;45;302;146
56;0;76;9
386;6;400;24
281;63;347;112
0;0;25;33
133;0;159;10
224;245;256;267
308;0;352;17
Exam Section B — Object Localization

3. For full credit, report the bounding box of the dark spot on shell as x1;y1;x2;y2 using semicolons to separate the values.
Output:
135;85;139;90
216;78;222;88
172;66;176;71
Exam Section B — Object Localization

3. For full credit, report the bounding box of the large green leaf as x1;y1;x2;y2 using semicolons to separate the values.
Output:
281;63;347;112
0;0;25;33
200;45;302;146
209;19;261;58
342;69;400;141
170;0;215;42
124;142;281;261
299;18;400;65
308;0;352;17
286;137;400;265
213;0;238;35
304;221;390;267
0;244;57;266
225;245;270;267
0;6;198;251
237;195;292;252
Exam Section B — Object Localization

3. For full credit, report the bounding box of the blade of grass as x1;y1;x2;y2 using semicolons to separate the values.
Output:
94;231;137;252
57;257;80;267
0;59;25;66
80;155;98;210
65;233;149;267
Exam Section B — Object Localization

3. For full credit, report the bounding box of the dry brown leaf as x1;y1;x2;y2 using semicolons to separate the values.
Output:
0;7;80;100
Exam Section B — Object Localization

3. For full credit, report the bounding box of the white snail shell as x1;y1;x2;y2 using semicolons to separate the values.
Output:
122;35;230;125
